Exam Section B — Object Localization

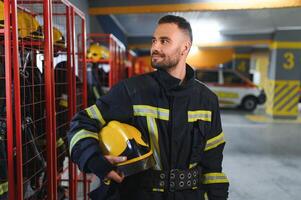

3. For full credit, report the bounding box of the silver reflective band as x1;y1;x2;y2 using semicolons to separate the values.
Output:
205;132;225;151
69;129;99;155
134;105;169;121
188;110;212;122
203;172;229;184
85;105;106;125
147;116;162;170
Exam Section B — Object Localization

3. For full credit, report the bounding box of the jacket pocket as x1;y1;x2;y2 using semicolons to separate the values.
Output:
190;121;206;163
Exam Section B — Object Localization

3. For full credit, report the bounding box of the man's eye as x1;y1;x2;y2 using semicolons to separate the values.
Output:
161;39;168;44
152;39;156;44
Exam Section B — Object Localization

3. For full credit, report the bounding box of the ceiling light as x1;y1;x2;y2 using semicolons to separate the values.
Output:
191;20;222;45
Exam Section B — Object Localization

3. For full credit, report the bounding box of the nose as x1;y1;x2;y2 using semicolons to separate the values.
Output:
151;41;160;54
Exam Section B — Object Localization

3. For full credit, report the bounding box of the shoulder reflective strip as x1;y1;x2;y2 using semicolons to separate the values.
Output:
146;116;162;170
69;129;99;155
133;105;169;121
188;110;212;122
189;163;198;169
205;132;225;151
57;137;64;148
192;186;198;190
85;105;106;125
152;188;164;192
0;181;8;195
202;172;229;184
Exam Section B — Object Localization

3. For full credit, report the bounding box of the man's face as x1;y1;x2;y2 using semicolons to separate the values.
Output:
151;23;186;70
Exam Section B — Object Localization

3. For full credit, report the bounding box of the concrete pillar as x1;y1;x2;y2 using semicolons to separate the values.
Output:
252;51;270;90
232;48;251;78
266;29;301;119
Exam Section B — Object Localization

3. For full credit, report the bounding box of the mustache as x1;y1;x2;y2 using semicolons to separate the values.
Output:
151;51;164;57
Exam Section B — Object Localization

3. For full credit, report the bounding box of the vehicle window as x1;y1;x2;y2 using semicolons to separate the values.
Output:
223;71;244;84
196;71;218;83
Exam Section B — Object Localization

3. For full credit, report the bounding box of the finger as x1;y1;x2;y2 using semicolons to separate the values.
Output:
118;171;125;179
107;171;125;183
104;155;127;164
115;172;125;183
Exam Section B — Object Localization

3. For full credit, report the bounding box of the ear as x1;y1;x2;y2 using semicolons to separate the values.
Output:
181;41;192;55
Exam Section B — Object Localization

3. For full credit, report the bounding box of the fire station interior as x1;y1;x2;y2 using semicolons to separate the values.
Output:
1;0;301;200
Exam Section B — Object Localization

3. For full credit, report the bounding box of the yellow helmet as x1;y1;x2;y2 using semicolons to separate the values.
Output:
99;121;154;176
53;27;65;47
87;43;110;62
17;11;43;39
0;1;4;28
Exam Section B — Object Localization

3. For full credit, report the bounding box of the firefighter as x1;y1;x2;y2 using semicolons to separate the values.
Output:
68;15;229;200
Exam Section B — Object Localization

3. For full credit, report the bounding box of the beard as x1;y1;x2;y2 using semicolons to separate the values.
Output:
151;51;181;70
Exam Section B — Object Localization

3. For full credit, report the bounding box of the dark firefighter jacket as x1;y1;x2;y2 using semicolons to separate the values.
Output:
68;65;229;200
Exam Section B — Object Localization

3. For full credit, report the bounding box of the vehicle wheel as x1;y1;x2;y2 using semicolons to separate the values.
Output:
241;96;257;111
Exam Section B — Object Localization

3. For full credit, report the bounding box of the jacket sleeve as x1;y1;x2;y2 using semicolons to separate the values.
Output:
202;95;229;200
67;81;133;179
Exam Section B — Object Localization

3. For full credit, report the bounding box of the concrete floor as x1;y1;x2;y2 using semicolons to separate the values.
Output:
222;108;301;200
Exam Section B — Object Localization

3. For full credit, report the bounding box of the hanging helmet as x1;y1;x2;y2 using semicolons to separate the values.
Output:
0;1;4;28
87;43;110;62
17;11;43;40
99;121;155;176
53;27;66;48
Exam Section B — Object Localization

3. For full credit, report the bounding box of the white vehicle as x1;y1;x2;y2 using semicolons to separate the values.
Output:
195;68;266;111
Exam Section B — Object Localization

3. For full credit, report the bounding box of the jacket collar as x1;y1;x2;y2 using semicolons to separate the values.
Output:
154;64;195;91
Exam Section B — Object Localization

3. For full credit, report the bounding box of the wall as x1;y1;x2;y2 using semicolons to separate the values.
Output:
96;15;127;45
90;15;104;33
68;0;91;33
187;47;234;68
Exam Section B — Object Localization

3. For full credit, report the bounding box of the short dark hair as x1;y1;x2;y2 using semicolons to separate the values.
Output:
158;15;193;42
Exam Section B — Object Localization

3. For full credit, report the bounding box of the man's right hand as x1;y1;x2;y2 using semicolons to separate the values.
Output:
104;155;127;183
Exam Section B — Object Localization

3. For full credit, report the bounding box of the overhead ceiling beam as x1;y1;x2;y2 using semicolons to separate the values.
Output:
128;39;273;50
199;40;272;48
89;0;301;15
